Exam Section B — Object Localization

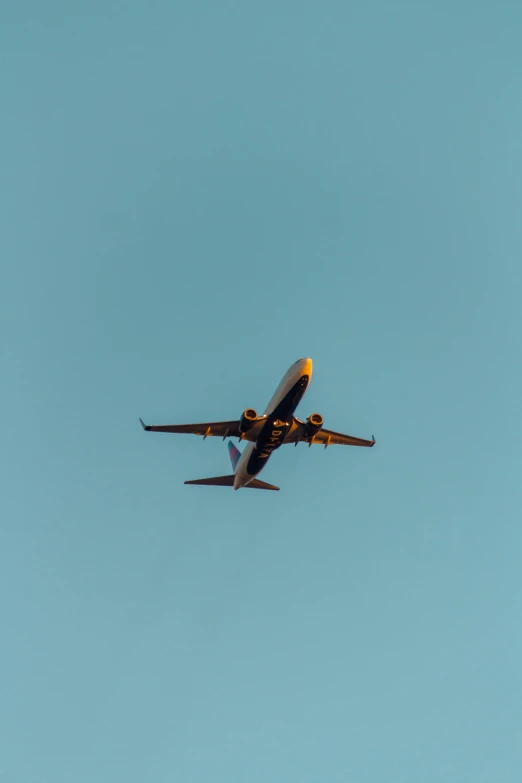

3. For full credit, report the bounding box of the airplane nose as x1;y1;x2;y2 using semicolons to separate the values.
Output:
293;357;313;381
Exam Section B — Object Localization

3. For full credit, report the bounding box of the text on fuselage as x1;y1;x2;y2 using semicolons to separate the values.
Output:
258;423;289;458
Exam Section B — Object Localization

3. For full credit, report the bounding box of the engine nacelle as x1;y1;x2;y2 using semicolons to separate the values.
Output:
305;413;324;438
239;408;258;433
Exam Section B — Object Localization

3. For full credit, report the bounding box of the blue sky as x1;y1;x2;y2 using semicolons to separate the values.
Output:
2;1;522;781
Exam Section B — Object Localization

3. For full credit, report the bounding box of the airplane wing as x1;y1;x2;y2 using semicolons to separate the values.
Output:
139;418;241;439
311;428;376;447
285;422;375;447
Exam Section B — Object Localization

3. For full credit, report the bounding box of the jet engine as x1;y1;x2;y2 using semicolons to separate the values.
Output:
239;408;258;433
305;413;324;438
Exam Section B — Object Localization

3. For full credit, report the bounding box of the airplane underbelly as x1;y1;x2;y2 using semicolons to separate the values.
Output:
245;374;310;476
246;419;291;475
233;360;313;489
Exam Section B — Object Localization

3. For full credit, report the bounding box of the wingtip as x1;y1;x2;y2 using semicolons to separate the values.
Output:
139;418;151;431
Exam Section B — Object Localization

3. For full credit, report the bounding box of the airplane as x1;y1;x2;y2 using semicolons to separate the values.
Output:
139;358;375;491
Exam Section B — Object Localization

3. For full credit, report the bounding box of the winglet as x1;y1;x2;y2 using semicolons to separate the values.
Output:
139;418;151;431
371;435;376;446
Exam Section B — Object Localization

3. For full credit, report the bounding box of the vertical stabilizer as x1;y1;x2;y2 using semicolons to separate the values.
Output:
228;441;241;471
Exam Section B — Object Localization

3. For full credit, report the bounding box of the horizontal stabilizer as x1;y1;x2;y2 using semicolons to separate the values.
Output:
184;475;235;487
184;475;280;491
246;478;280;491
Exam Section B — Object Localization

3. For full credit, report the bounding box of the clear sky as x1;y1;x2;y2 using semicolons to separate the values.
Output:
2;1;522;780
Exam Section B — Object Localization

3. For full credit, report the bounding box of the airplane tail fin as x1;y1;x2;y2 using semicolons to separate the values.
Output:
184;474;279;491
228;441;242;471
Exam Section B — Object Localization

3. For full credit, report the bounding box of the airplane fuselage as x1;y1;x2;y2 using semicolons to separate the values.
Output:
234;358;313;489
